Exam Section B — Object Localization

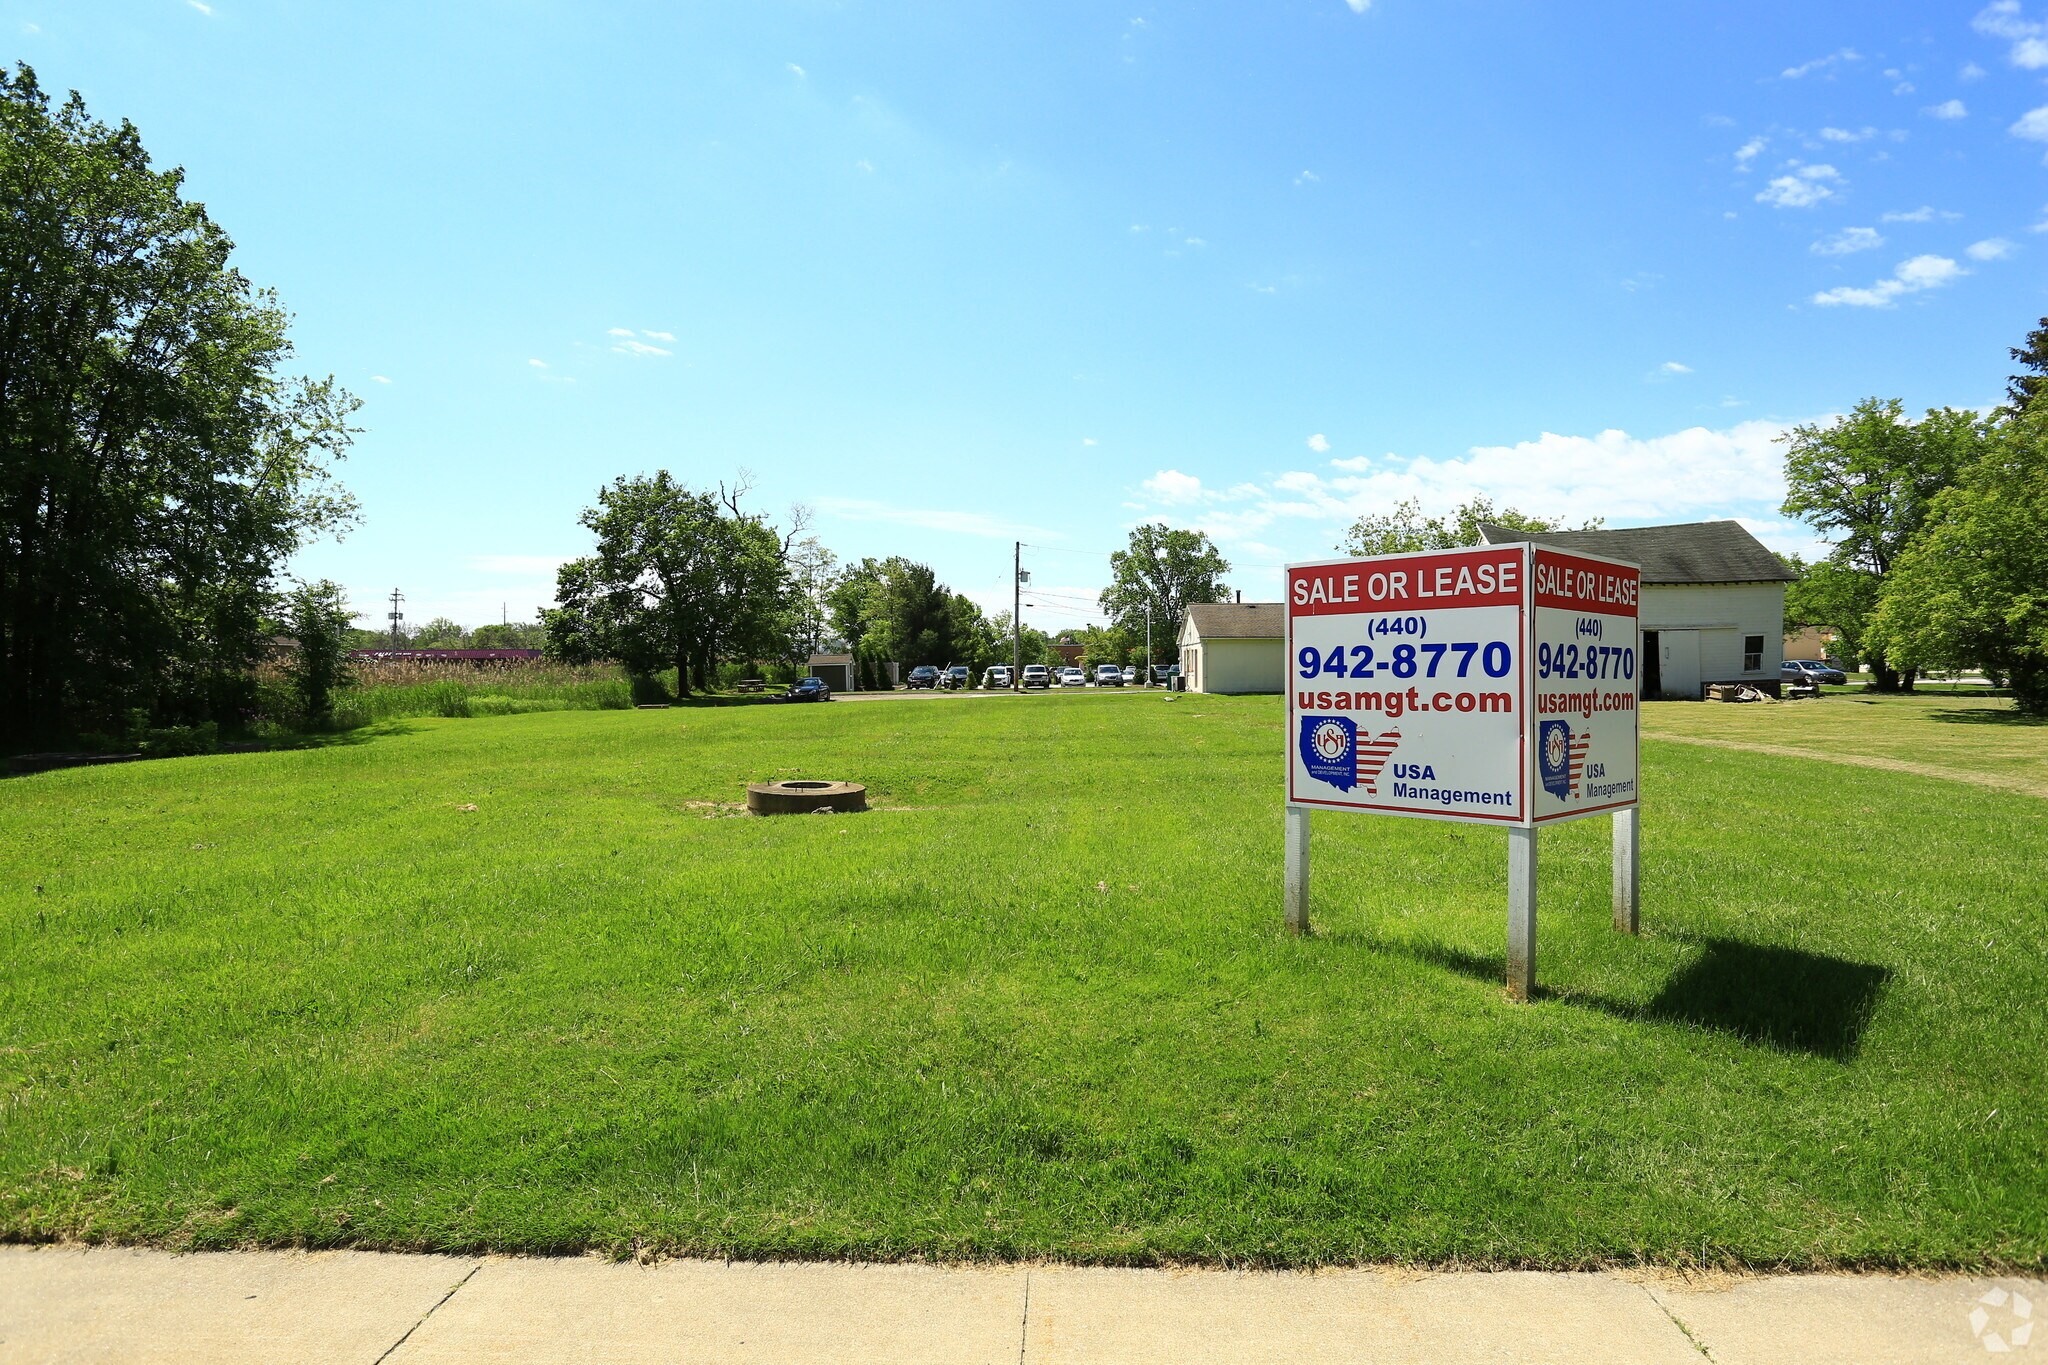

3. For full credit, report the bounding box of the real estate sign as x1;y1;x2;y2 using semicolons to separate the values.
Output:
1285;544;1640;827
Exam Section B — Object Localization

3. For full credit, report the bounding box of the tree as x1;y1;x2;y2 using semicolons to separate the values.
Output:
1076;625;1128;672
1779;399;1985;690
283;580;356;727
542;472;794;696
469;621;546;650
945;592;1001;671
1098;526;1231;666
868;557;953;667
410;617;468;648
1337;496;1601;558
0;65;358;746
2008;316;2048;414
787;535;838;656
1872;411;2048;714
1783;557;1880;673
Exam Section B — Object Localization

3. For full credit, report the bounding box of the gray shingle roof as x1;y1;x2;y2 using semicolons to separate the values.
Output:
1185;602;1286;639
1476;521;1796;585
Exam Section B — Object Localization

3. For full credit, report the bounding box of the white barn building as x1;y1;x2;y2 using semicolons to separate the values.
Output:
1477;520;1795;699
1176;521;1795;699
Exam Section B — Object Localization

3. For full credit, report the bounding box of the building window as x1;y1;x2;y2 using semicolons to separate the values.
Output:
1743;634;1764;672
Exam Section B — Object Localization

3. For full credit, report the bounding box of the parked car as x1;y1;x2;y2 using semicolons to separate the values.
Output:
983;665;1013;689
1782;659;1848;686
1021;664;1051;689
784;676;832;702
940;665;972;690
906;665;940;690
1150;663;1176;684
1121;666;1138;685
1057;666;1086;688
1093;663;1125;687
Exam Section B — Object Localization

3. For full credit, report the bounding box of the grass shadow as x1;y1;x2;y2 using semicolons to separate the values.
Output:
1926;707;2046;728
1355;934;1891;1061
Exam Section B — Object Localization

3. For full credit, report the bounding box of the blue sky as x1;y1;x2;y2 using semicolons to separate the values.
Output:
10;1;2047;632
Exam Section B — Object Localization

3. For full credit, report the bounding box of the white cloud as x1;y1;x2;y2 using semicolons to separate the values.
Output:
2011;105;2048;154
1659;361;1693;375
1811;254;1965;307
1880;205;1957;223
21;21;40;33
610;339;671;357
1294;170;1320;185
1734;136;1767;169
815;496;1057;541
1967;237;2016;260
1976;1;2048;65
1894;81;1917;95
187;0;213;13
1184;237;1206;247
1813;226;1884;255
786;62;806;78
1819;126;1878;142
1343;0;1370;11
1962;61;1988;80
527;358;548;368
1923;99;1968;119
1081;437;1097;447
1142;469;1207;504
1756;165;1839;209
641;329;675;341
371;375;392;384
1307;434;1331;453
855;159;874;172
1781;49;1859;79
1131;420;1803;549
606;327;635;337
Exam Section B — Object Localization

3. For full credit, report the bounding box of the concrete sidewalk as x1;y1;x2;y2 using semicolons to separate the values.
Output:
1;1247;2038;1364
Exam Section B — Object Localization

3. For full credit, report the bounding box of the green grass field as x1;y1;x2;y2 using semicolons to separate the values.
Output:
2;694;2044;1269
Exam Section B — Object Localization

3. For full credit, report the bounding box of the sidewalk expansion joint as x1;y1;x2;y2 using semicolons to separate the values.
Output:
1638;1281;1717;1362
1017;1269;1032;1365
373;1261;481;1364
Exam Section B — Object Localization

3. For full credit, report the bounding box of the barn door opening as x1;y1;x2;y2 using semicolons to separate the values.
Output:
1642;631;1660;698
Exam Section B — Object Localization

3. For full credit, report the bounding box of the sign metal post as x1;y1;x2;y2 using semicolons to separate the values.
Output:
1284;544;1643;996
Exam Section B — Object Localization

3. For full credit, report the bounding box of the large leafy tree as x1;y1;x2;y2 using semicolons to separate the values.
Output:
1872;412;2048;714
1779;399;1984;690
0;65;358;745
543;473;793;696
1098;525;1230;664
871;557;954;667
1338;496;1600;557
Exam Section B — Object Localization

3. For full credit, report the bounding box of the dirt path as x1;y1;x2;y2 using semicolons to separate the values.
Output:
1644;732;2048;800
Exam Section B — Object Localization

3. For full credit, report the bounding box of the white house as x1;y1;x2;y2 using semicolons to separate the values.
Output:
1477;520;1795;698
1179;602;1286;695
1178;521;1795;699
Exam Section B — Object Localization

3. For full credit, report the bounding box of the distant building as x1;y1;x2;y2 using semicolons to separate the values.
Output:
1179;602;1286;695
1478;520;1796;698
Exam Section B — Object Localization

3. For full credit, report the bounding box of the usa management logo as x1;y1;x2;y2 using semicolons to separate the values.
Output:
1538;719;1590;800
1299;717;1402;795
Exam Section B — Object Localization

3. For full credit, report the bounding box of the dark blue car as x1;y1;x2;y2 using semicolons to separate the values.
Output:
784;676;833;702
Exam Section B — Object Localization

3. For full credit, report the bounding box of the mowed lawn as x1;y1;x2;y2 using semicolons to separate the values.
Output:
2;693;2044;1269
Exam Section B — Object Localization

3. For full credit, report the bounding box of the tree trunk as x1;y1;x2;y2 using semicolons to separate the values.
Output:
672;646;691;698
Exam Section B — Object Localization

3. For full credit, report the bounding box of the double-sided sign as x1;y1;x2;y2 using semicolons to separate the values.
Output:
1286;544;1640;826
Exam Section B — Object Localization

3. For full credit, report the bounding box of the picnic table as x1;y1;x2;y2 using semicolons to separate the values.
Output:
736;679;767;694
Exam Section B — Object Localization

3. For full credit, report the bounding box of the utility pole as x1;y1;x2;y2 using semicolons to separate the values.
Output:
1011;541;1024;688
1145;602;1152;688
387;588;405;649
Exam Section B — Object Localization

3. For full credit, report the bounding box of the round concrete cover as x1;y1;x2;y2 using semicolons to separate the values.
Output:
744;780;868;814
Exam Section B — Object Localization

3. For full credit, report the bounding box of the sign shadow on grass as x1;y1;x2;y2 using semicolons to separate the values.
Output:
1362;935;1891;1061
